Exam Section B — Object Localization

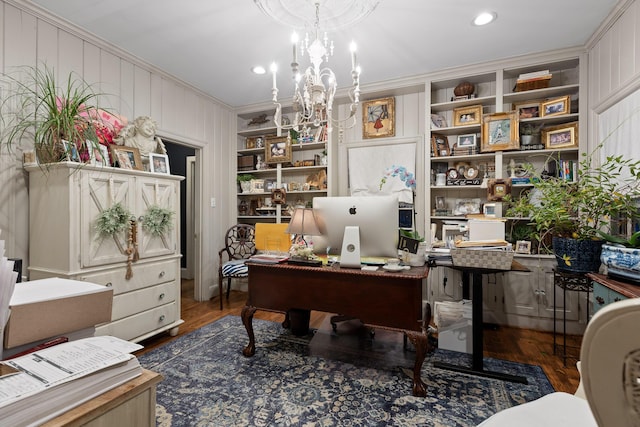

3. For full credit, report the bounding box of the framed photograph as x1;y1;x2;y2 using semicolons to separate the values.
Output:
150;153;170;174
245;137;258;149
435;196;446;210
453;104;482;126
516;240;532;254
487;178;512;201
456;134;477;149
250;179;265;193
271;188;286;204
264;178;277;191
513;101;541;119
430;113;447;129
542;121;579;149
453;198;481;216
483;202;496;217
265;137;292;164
362;97;395;138
111;145;143;170
541;95;571;117
431;133;449;157
481;111;519;152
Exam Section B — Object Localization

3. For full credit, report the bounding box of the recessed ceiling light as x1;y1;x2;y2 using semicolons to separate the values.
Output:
252;66;266;75
473;11;497;26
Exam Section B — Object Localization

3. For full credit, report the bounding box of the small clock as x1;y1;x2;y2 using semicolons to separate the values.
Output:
464;166;479;179
446;168;459;179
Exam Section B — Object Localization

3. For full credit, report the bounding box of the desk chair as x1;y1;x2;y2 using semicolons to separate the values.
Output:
476;297;640;427
217;224;256;309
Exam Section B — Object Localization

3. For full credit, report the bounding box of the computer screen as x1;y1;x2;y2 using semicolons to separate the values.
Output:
311;195;399;258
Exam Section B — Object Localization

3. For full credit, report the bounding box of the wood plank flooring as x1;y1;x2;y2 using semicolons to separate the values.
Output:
136;282;581;394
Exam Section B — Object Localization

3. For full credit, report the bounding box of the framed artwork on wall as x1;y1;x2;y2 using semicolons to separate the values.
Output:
362;97;395;139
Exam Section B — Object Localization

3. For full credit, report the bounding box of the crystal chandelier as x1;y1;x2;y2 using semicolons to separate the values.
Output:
260;0;375;135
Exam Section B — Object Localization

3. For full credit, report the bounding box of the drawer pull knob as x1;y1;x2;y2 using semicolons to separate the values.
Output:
159;293;165;300
159;271;166;277
595;296;605;305
105;282;113;287
159;315;166;322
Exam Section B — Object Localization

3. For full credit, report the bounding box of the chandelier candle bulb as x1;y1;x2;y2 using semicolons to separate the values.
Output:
350;42;357;71
291;32;299;64
270;63;277;90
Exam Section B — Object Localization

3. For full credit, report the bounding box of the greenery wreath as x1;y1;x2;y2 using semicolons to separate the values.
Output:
95;202;132;236
141;205;174;236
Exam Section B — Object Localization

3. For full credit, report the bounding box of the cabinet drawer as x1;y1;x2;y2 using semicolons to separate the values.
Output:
111;281;177;321
96;301;178;342
79;259;178;295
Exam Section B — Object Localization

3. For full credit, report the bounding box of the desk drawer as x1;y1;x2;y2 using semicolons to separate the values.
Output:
80;259;177;295
96;301;178;342
111;281;177;321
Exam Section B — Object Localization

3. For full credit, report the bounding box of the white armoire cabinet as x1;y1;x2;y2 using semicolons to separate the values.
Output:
27;162;184;342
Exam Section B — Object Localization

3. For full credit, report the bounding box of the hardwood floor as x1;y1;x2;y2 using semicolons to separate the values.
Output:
136;281;581;394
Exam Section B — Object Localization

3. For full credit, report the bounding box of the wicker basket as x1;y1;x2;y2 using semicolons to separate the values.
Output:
450;248;514;270
515;76;551;92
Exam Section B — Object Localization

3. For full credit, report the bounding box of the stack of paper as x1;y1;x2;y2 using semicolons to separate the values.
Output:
0;336;143;426
0;230;19;351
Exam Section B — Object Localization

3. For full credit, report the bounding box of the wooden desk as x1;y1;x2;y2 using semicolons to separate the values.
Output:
430;259;529;384
241;262;431;397
43;369;162;427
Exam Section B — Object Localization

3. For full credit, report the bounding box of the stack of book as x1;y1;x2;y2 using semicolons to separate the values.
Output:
514;70;553;92
0;336;143;426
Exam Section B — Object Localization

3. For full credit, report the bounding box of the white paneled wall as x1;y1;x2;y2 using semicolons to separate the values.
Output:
0;0;234;300
589;0;640;114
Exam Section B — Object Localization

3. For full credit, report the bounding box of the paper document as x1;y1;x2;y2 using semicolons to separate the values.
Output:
0;336;142;406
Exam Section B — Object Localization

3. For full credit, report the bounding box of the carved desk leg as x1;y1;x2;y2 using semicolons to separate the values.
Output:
406;331;428;397
241;305;257;357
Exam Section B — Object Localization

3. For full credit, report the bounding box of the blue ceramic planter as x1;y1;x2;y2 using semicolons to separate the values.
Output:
552;237;604;273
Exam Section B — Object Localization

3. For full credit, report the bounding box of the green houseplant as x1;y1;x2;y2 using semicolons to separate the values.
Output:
505;145;640;272
237;173;255;193
0;65;104;163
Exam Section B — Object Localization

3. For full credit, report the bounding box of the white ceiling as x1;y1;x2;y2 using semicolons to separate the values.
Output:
30;0;618;109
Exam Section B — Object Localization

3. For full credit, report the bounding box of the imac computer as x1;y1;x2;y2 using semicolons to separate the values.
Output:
312;195;399;267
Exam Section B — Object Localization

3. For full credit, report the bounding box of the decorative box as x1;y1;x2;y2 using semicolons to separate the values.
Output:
450;248;514;271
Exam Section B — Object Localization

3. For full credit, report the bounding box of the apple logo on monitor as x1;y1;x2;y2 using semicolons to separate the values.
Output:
349;205;357;215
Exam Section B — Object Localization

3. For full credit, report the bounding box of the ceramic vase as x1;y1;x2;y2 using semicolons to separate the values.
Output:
600;244;640;282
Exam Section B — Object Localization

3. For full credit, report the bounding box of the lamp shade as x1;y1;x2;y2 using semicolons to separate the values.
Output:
286;208;321;236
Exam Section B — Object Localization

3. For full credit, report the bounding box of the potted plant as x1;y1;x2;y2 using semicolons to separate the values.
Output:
505;145;640;273
237;174;255;193
519;123;541;148
0;65;105;164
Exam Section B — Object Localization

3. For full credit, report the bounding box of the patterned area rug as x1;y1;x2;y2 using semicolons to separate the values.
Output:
138;315;554;427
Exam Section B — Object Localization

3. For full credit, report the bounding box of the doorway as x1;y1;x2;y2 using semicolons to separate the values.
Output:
163;141;199;299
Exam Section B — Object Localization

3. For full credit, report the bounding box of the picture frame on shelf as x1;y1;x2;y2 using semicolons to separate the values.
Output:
487;178;512;201
453;104;482;126
265;136;292;164
481;111;519;152
513;100;541;119
271;188;286;204
453;198;481;216
264;178;277;191
150;153;170;174
515;240;532;254
483;202;496;217
430;113;447;129
362;97;395;139
431;133;449;157
250;179;265;193
435;196;446;210
245;136;261;149
542;121;579;149
455;133;477;149
540;95;571;117
111;145;143;170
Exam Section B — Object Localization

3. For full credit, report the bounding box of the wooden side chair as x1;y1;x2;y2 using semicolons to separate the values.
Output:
217;224;256;309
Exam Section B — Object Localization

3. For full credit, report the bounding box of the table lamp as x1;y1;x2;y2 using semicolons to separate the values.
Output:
285;207;322;265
